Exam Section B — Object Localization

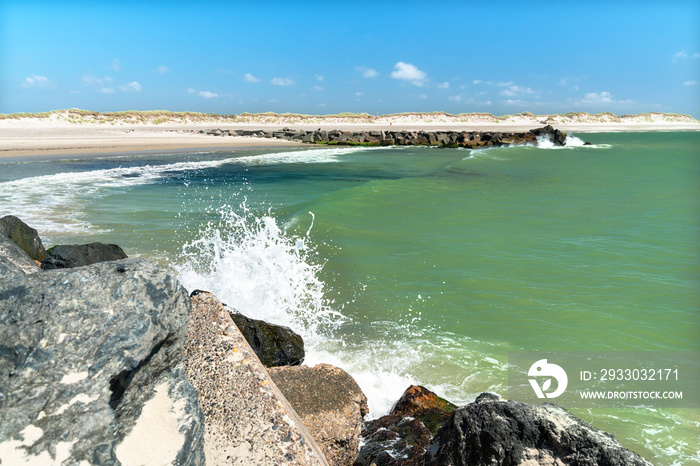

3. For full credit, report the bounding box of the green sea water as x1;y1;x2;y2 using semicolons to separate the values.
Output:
1;132;698;464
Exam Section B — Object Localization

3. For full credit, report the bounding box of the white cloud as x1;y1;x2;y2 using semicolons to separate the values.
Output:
69;90;80;94
82;75;113;86
684;80;698;86
695;53;700;58
315;74;324;81
118;81;142;92
449;95;462;102
188;88;218;98
98;87;115;94
244;73;260;83
21;75;55;89
573;91;634;107
156;65;169;75
271;77;294;86
579;91;614;104
391;62;427;86
355;91;363;96
473;80;513;87
673;50;688;62
356;66;378;78
111;58;122;71
500;85;534;97
437;81;450;89
419;94;428;99
313;85;323;91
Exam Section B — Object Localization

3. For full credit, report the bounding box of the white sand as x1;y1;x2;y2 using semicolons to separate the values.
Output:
1;111;697;159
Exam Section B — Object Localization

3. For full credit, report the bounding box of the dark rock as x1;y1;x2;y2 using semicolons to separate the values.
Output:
355;385;457;466
0;215;46;261
41;242;128;269
0;232;40;280
229;312;305;367
355;416;430;466
532;125;568;146
269;363;369;466
0;259;205;465
391;385;457;421
423;392;652;466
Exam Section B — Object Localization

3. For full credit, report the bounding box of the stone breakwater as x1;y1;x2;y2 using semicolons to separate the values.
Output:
0;215;653;466
201;125;572;148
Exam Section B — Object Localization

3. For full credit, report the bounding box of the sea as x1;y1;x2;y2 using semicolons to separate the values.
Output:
1;131;698;465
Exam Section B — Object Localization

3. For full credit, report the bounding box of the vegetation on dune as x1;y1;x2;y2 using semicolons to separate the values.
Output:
0;109;697;124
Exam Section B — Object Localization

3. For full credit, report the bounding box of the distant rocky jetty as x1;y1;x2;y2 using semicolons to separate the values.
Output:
202;125;572;148
0;215;653;465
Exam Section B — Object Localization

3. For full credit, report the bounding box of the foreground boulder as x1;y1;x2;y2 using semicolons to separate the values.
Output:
268;364;369;466
0;259;205;465
355;385;456;466
0;215;46;261
41;242;128;269
229;311;305;366
185;291;328;465
423;392;652;466
0;232;40;280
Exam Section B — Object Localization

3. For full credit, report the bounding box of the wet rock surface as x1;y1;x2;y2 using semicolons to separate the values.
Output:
229;311;305;367
268;363;369;466
354;385;456;466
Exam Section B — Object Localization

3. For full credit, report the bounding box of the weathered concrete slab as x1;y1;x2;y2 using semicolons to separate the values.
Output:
184;291;328;465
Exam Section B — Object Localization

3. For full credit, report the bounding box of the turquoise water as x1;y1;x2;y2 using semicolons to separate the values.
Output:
1;132;698;464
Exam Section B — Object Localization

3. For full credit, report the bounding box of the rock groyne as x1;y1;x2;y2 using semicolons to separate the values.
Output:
0;217;654;466
203;125;572;149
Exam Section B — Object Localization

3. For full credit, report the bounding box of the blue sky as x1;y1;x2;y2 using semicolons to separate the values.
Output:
2;1;699;117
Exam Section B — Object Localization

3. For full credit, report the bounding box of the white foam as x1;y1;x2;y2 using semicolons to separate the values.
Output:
536;133;610;149
0;147;353;239
175;204;347;342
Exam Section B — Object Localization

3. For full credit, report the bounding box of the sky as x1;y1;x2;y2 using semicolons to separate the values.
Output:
1;1;699;117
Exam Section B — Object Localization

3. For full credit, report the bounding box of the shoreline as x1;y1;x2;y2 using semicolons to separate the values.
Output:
1;110;698;158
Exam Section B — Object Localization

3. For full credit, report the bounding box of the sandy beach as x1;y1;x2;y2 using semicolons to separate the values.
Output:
1;111;698;159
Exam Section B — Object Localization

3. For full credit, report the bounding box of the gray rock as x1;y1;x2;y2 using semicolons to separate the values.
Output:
0;232;39;280
0;215;46;261
268;363;369;466
423;392;652;466
0;259;205;465
41;242;128;269
229;311;305;367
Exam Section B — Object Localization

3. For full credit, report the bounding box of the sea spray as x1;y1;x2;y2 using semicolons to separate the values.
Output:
173;202;443;417
176;203;346;341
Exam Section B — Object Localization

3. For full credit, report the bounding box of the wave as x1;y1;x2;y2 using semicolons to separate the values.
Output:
171;203;493;417
537;134;611;149
0;147;358;238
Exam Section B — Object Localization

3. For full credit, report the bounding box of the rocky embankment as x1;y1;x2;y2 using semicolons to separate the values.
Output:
201;125;572;149
0;215;652;465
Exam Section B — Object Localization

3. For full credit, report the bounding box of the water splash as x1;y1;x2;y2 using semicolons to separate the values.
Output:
175;203;347;343
537;133;609;149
